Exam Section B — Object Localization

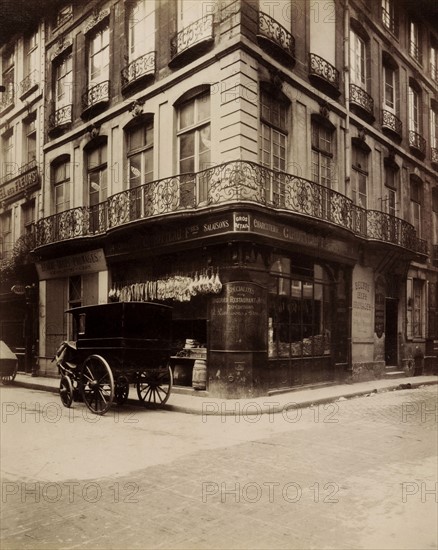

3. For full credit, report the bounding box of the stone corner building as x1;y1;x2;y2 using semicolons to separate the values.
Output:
1;0;437;397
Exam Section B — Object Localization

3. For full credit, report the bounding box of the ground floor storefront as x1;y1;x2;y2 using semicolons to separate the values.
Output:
34;209;435;397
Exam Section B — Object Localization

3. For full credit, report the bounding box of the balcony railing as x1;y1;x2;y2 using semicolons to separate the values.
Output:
121;51;156;88
19;69;39;97
350;84;374;116
431;147;438;165
382;110;402;137
82;80;110;111
34;161;426;256
309;53;340;89
409;130;426;156
170;14;214;60
48;104;73;131
257;12;295;60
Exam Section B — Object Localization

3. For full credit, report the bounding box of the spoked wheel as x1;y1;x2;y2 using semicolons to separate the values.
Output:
1;363;17;385
80;355;114;415
115;375;130;405
136;365;173;407
59;375;74;408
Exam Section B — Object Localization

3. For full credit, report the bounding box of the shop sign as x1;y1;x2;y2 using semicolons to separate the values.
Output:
352;265;374;340
0;167;40;202
374;276;386;339
210;282;267;351
36;249;107;280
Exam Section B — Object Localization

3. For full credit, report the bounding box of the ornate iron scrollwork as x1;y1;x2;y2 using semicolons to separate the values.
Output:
49;104;72;130
121;51;155;87
309;53;340;89
350;84;374;115
258;12;295;59
382;110;402;136
409;130;426;155
82;81;110;110
170;14;214;59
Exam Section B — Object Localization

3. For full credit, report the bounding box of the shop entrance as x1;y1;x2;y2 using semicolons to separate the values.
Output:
385;298;398;365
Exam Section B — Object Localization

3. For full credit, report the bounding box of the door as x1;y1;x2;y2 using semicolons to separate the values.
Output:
385;298;398;365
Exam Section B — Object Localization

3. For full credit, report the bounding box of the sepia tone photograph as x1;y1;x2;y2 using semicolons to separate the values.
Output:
0;0;437;548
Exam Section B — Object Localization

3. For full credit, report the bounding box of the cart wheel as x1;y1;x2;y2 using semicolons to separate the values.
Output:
80;355;114;415
115;376;130;405
137;365;173;407
59;375;74;408
1;362;17;385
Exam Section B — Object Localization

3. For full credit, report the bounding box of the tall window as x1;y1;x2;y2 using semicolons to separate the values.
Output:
177;91;211;204
53;160;70;214
259;90;288;205
128;0;155;62
407;278;424;339
431;44;438;83
2;131;14;179
310;0;335;65
352;147;368;208
408;85;420;133
410;178;422;236
24;119;36;164
384;166;397;217
383;64;396;113
311;123;333;188
381;0;395;34
259;0;291;30
55;53;73;111
177;0;203;29
127;119;153;217
431;107;438;151
1;47;14;104
409;20;421;63
88;26;109;87
350;30;366;87
21;201;35;235
87;144;107;232
0;211;12;259
24;30;38;78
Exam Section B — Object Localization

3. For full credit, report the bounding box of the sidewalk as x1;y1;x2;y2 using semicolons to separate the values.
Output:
9;372;438;415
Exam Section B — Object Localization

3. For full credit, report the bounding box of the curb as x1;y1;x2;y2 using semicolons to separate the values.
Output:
9;377;438;416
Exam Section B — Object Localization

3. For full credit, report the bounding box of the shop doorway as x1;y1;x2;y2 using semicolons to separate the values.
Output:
385;298;398;365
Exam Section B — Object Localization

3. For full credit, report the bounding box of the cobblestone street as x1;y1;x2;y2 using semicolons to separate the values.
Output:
1;384;437;549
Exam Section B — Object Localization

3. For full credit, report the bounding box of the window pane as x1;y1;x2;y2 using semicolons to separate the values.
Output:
179;131;195;161
129;126;144;151
129;153;142;187
197;94;210;122
179;101;194;129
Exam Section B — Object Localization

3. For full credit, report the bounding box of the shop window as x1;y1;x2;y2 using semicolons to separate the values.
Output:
0;211;12;260
52;158;70;214
268;259;332;359
259;89;288;205
410;177;422;237
127;0;155;63
21;201;35;235
407;278;424;339
87;143;108;233
177;90;211;205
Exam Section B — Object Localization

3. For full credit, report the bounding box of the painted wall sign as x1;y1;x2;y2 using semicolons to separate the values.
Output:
0;167;40;202
210;282;267;351
374;276;386;338
352;265;374;340
36;249;107;280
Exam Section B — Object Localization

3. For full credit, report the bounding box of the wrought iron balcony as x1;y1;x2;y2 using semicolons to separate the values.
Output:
431;147;438;165
309;53;340;90
350;84;374;117
48;104;73;131
121;51;155;89
382;110;402;138
19;70;39;98
0;92;14;112
34;161;426;257
170;14;214;61
81;80;110;111
409;130;426;156
257;12;295;61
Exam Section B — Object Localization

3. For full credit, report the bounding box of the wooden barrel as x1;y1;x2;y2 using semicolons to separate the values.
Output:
192;359;207;390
